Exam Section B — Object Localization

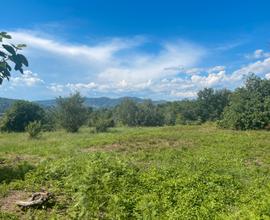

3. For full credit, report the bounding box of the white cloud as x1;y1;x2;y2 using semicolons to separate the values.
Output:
8;30;205;87
231;57;270;81
97;40;205;83
245;49;270;60
5;30;270;100
208;65;226;73
11;70;44;87
170;90;197;98
48;83;64;92
191;70;227;88
10;31;144;63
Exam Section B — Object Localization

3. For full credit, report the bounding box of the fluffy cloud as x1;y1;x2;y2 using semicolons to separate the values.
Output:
45;55;270;99
10;70;44;87
4;30;270;100
245;49;270;60
9;31;205;83
232;57;270;81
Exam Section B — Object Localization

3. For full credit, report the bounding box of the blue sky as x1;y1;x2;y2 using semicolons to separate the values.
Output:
1;0;270;100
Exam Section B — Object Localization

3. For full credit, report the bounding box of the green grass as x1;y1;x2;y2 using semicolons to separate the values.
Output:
0;124;270;219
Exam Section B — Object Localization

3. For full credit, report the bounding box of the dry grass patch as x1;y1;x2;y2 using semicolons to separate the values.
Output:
0;190;30;213
81;138;195;154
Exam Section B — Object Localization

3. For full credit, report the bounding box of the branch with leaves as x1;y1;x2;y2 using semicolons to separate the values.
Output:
0;32;28;84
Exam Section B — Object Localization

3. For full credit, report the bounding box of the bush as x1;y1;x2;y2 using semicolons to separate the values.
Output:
0;101;45;132
26;121;42;138
42;108;57;132
56;92;88;132
94;118;115;133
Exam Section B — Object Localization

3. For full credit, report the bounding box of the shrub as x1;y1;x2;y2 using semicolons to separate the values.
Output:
0;101;45;132
42;108;58;132
26;121;42;138
94;118;115;133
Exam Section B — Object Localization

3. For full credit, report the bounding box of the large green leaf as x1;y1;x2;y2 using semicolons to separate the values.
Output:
14;63;23;73
0;51;6;58
16;44;27;49
2;44;16;55
17;54;29;67
0;32;11;39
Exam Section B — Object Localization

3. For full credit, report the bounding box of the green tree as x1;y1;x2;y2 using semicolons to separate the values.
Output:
116;99;139;126
197;88;231;121
56;92;88;132
137;100;163;126
0;32;28;84
26;120;42;138
219;74;270;130
157;103;176;125
88;108;115;132
0;101;45;132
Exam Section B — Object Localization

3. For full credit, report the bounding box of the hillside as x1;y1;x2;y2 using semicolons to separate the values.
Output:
0;98;22;114
0;97;165;113
35;96;154;108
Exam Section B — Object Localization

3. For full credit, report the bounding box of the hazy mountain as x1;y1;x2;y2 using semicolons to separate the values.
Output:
0;97;22;114
0;97;165;113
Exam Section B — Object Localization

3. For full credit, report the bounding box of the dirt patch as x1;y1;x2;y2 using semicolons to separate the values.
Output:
81;138;195;153
244;157;264;167
0;154;42;166
81;143;127;153
0;190;30;213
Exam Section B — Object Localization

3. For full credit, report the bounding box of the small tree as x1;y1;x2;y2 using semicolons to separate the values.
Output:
26;121;42;138
0;101;45;132
56;92;88;132
0;32;28;84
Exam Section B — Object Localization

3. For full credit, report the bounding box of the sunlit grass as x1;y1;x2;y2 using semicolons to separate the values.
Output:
0;124;269;219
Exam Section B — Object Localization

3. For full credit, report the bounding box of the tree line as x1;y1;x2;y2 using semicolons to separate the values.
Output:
1;74;270;137
1;32;270;136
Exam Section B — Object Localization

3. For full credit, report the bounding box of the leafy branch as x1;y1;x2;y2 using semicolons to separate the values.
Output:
0;32;28;84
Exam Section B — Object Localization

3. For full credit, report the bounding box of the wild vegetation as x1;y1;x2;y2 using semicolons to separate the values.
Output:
0;124;270;219
1;32;270;219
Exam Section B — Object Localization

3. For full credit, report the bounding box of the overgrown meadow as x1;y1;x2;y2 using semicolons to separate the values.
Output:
0;124;270;219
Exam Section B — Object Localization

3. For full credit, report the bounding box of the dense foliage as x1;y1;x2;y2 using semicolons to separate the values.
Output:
56;93;88;132
219;75;270;130
116;98;139;126
115;99;164;127
0;101;45;132
197;88;231;122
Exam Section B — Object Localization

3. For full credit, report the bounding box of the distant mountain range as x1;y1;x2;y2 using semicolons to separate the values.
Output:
0;97;166;113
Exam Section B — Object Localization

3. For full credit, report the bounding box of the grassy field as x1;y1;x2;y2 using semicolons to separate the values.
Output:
0;124;270;219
